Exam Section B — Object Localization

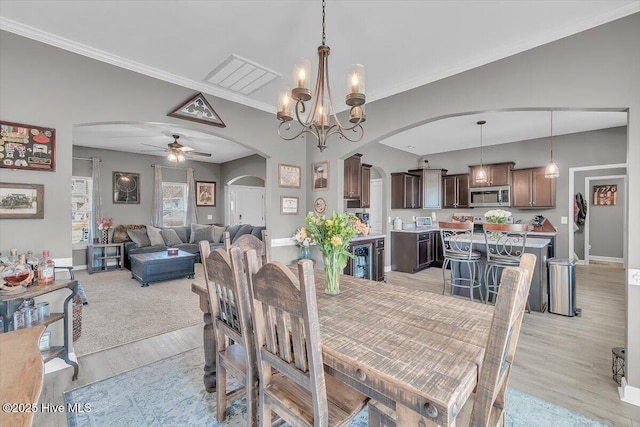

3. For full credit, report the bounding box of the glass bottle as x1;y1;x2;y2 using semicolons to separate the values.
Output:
37;250;55;285
26;251;39;285
1;253;31;286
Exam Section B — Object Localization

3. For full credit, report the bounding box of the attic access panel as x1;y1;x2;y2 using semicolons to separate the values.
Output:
167;92;226;128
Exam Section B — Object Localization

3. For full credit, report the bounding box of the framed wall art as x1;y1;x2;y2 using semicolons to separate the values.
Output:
196;181;216;206
0;120;56;171
0;182;44;219
593;184;617;206
113;172;140;204
167;92;226;128
280;196;299;215
312;161;329;191
278;163;301;188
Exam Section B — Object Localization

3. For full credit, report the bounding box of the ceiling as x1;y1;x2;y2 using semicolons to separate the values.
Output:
1;1;638;160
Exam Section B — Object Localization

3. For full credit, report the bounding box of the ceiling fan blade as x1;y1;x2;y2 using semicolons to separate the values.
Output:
186;151;212;157
141;149;167;153
141;143;167;149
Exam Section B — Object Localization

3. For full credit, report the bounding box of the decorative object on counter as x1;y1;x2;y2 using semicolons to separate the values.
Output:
293;228;312;259
544;111;560;178
304;212;359;295
276;0;366;152
0;182;45;219
475;120;488;184
355;218;370;235
0;120;56;171
485;209;512;239
97;217;113;244
167;248;179;256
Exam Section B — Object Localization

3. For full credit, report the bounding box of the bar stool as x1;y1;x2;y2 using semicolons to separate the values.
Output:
439;221;484;303
483;223;530;308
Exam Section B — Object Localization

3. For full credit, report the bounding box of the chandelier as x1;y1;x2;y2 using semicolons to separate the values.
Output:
276;0;366;151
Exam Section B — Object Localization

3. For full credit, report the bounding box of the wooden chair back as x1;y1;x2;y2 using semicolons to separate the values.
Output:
470;265;532;426
198;240;212;283
438;221;475;259
224;230;271;266
244;251;329;426
483;223;530;262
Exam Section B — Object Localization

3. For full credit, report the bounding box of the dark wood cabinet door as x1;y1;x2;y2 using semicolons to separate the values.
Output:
512;169;533;207
417;239;430;268
468;165;487;188
489;163;513;186
375;244;385;281
442;175;457;208
457;174;470;207
532;167;556;208
361;165;371;208
410;175;421;209
344;155;362;199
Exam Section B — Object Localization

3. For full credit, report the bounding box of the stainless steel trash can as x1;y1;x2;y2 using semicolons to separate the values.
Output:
547;258;577;316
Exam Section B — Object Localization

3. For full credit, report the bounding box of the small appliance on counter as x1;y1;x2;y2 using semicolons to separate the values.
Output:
393;217;403;230
415;217;433;228
354;212;370;227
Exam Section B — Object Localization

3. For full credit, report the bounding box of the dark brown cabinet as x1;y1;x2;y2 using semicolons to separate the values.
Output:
469;162;515;187
512;166;556;208
408;168;447;209
391;172;421;209
347;163;372;208
442;173;470;209
344;237;385;282
344;154;362;200
391;231;438;273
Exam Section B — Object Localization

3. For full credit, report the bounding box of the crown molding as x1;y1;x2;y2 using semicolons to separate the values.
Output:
0;17;277;114
366;3;640;103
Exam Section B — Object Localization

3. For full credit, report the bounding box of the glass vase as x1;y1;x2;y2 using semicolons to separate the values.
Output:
298;245;311;260
323;252;341;296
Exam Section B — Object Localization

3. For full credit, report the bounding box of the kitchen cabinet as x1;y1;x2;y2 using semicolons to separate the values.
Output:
442;173;470;209
346;163;372;209
391;231;438;273
0;279;79;380
512;166;556;208
408;168;447;209
344;237;385;282
391;172;421;209
344;154;362;200
469;162;515;187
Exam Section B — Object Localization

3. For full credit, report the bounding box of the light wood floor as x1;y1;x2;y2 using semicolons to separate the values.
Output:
36;264;640;426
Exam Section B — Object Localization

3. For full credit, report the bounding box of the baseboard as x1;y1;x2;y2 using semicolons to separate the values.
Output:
270;237;297;247
589;256;624;265
619;378;640;407
385;265;392;273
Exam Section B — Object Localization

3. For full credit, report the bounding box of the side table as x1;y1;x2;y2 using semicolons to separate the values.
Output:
87;243;124;274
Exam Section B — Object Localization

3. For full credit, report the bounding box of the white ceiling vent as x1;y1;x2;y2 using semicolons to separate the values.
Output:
204;54;280;95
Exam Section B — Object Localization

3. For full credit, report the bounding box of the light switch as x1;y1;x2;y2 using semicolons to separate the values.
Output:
207;214;213;220
560;216;568;224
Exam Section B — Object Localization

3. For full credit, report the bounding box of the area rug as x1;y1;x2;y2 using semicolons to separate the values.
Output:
72;264;205;356
64;348;609;427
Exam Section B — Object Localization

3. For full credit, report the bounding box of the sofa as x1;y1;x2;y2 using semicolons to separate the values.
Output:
112;223;267;270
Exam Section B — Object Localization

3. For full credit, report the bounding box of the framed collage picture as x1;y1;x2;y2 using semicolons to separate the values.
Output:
278;164;301;188
0;120;56;171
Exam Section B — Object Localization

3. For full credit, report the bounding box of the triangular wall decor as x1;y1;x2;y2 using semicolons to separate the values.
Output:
167;92;226;128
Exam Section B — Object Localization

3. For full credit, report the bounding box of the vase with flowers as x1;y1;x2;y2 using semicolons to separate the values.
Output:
303;212;359;295
293;228;312;260
484;209;511;238
97;217;113;244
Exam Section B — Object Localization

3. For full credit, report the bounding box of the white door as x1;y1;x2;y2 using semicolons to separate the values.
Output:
369;179;383;234
229;185;265;226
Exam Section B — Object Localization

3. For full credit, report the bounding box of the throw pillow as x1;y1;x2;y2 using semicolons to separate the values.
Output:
190;224;215;243
112;224;145;243
146;225;165;246
160;228;183;246
212;225;226;243
232;224;254;243
127;229;151;248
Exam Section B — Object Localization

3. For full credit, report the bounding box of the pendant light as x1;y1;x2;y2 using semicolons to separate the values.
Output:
545;111;560;178
475;120;488;184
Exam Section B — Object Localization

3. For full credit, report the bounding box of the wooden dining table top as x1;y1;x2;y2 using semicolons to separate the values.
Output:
192;264;494;426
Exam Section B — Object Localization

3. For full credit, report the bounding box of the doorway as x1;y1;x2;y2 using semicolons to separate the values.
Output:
369;178;383;235
227;185;265;226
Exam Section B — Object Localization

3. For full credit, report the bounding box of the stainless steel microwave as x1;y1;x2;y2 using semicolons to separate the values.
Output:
469;185;511;208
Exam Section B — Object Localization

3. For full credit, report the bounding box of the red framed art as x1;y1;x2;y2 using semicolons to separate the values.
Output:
0;121;56;171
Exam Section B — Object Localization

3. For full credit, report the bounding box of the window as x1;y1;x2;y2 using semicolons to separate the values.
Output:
162;182;187;227
71;177;92;245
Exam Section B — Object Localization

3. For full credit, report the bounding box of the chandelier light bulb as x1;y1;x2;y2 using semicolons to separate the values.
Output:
167;152;177;162
476;167;488;183
545;161;560;178
177;153;185;162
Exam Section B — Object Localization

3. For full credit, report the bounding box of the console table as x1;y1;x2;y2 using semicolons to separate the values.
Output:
87;243;124;274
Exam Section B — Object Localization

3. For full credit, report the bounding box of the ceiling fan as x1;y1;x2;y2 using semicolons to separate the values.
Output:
141;134;212;162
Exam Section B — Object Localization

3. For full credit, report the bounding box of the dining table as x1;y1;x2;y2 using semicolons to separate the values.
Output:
192;266;494;426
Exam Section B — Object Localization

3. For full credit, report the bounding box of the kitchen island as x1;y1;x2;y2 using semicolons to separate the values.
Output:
448;233;551;312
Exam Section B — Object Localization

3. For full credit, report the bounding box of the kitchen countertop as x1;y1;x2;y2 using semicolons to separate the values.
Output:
391;227;439;234
352;234;385;241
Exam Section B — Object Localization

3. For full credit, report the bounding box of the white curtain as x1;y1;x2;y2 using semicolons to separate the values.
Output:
152;164;163;227
186;168;198;226
90;157;102;242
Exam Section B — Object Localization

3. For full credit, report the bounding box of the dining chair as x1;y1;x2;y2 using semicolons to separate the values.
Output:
439;221;485;303
367;262;533;427
483;223;530;310
204;247;258;426
243;251;368;427
224;230;271;266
